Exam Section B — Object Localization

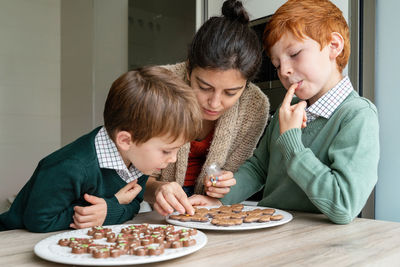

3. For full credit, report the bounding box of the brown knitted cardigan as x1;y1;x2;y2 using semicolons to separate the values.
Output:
158;62;270;194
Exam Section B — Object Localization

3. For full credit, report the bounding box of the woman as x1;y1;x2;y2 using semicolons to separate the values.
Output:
144;0;270;216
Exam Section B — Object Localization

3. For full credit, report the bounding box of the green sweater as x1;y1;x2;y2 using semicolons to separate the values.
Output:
0;127;148;232
221;91;379;224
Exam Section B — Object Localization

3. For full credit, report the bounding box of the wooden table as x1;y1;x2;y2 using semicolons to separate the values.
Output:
1;211;400;266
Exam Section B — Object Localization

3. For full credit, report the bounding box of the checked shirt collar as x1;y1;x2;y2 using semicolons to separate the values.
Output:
306;76;353;124
94;127;142;183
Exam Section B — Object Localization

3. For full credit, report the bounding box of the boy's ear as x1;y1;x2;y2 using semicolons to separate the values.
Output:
329;32;344;60
115;131;133;151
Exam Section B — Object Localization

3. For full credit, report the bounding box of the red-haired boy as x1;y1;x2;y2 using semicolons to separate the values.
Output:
192;0;379;224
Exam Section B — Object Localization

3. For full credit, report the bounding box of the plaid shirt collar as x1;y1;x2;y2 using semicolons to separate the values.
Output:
306;76;353;123
94;127;142;183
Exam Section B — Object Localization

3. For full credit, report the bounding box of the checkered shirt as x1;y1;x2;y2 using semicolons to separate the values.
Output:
306;76;353;124
94;127;142;183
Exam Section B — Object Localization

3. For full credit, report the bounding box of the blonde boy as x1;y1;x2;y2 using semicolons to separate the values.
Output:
0;66;202;232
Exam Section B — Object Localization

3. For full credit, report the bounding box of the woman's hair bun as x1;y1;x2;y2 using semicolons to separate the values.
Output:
221;0;249;24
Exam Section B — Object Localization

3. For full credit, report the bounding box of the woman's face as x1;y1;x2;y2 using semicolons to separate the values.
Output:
188;67;247;121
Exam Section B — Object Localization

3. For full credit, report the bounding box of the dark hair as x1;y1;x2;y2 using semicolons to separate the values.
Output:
187;0;262;81
103;66;202;144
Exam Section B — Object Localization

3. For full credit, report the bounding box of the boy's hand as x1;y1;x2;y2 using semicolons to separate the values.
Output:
70;194;107;229
203;171;236;198
153;182;194;216
279;83;307;134
189;194;222;207
115;180;142;204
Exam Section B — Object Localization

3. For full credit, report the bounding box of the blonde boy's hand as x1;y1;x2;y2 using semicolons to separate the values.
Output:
189;194;222;207
153;182;194;216
115;180;142;204
279;83;307;134
203;171;236;198
70;194;107;229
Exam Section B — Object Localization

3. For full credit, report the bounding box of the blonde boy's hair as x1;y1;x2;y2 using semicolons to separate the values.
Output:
263;0;350;73
104;66;202;144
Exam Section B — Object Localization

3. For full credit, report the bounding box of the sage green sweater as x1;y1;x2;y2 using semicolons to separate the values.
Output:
221;91;379;224
0;127;148;232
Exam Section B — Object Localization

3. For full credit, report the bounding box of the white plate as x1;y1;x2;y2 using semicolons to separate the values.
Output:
166;206;293;231
34;224;207;266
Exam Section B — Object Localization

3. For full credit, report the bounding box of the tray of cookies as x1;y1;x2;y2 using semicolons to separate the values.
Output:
34;223;207;266
166;205;293;230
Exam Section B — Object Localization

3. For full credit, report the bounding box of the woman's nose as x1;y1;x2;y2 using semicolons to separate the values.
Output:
208;92;221;108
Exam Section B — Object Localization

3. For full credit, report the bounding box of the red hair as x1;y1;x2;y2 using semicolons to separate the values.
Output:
263;0;350;73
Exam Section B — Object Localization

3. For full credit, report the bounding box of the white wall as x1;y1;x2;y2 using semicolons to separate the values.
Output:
61;0;128;145
61;0;94;145
93;0;128;127
0;0;61;212
375;1;400;222
207;0;225;17
0;0;128;212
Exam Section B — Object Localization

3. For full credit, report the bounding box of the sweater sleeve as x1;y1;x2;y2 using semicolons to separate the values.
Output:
221;117;275;205
22;160;87;232
103;175;148;225
223;84;270;172
276;106;379;224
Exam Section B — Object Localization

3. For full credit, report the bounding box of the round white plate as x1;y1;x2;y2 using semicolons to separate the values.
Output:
166;206;293;231
34;224;207;266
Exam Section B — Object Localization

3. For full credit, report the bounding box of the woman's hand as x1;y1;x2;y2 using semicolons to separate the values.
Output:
279;83;307;134
203;170;236;198
153;182;194;216
189;194;222;207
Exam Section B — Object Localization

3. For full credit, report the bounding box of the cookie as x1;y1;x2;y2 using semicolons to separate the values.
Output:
230;204;244;213
262;208;276;215
258;215;271;222
92;247;110;258
71;244;88;254
169;214;193;222
211;218;243;226
230;212;247;219
87;226;112;239
270;214;284;221
213;214;231;220
133;246;147;256
243;215;261;223
171;240;183;248
58;238;70;246
182;238;197;247
247;209;264;216
191;215;209;222
110;248;123;258
147;244;164;256
218;206;233;213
